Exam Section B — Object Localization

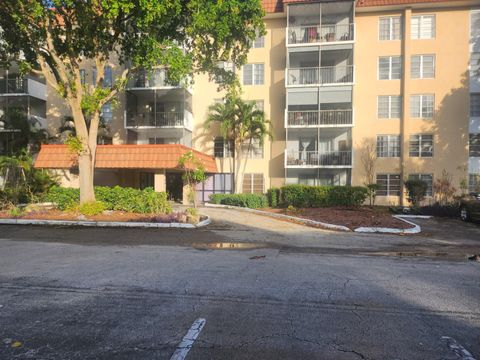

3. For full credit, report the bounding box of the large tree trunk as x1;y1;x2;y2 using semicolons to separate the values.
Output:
78;151;95;203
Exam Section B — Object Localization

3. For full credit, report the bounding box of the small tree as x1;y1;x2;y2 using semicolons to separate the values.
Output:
434;170;457;206
366;184;380;206
360;138;378;206
178;151;207;208
404;179;428;207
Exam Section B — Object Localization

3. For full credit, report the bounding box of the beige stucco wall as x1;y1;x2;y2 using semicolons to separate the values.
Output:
353;6;471;205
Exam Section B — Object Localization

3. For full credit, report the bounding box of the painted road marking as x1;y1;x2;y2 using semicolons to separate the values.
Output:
442;336;477;360
170;318;206;360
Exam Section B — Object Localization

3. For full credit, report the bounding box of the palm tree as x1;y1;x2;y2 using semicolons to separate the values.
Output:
206;93;272;193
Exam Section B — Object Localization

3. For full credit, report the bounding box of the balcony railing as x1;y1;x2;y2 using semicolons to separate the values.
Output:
286;150;352;167
287;23;354;45
0;77;28;94
287;66;354;86
287;110;353;127
126;111;186;128
127;69;180;89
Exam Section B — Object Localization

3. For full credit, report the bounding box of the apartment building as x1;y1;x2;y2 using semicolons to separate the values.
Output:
0;64;46;155
31;0;480;205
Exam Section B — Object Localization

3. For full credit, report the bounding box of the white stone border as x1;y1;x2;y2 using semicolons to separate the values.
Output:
0;216;211;229
204;203;423;234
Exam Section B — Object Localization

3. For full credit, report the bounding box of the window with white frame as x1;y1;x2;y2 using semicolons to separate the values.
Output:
469;174;480;193
241;138;263;159
411;55;435;79
216;61;234;83
254;100;264;111
100;102;113;123
470;134;480;157
377;135;401;157
379;16;402;40
214;137;234;158
470;53;480;79
409;173;433;196
378;95;401;118
252;32;265;48
411;15;435;39
471;93;480;117
410;94;434;118
242;173;264;194
379;56;402;80
242;63;264;85
376;174;401;196
409;134;433;157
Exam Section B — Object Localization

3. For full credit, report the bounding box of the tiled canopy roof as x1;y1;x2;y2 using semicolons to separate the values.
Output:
262;0;466;13
34;144;217;173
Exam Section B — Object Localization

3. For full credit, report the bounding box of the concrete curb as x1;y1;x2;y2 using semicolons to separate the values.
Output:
204;203;421;234
204;203;351;232
0;216;211;229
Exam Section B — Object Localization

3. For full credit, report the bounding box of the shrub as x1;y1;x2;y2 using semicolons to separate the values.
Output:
78;201;106;216
267;187;280;208
404;179;428;207
44;186;172;214
281;185;368;208
209;193;268;209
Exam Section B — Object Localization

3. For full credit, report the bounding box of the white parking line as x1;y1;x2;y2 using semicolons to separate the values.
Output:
170;318;206;360
442;336;477;360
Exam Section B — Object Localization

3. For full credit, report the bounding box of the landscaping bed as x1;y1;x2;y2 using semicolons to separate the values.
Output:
260;206;414;230
0;208;205;225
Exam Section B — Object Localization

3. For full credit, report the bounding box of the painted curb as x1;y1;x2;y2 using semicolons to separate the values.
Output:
0;216;211;229
205;203;422;234
204;203;351;232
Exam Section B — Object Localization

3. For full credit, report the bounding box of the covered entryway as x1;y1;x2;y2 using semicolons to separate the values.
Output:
166;172;183;202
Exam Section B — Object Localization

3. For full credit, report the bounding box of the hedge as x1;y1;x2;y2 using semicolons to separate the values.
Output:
280;185;368;207
43;186;172;214
209;193;268;209
267;187;280;208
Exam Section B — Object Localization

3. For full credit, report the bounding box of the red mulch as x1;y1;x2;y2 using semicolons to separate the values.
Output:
261;207;412;230
0;209;197;224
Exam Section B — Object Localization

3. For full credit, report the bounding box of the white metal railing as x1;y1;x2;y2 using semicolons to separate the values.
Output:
287;23;354;45
287;109;353;126
286;150;352;166
127;69;180;88
126;111;186;128
287;65;354;86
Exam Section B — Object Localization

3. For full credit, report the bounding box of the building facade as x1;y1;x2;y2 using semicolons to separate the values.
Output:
31;0;480;204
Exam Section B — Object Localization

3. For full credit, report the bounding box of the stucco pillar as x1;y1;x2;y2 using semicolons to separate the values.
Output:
182;180;191;206
400;7;412;206
154;170;166;192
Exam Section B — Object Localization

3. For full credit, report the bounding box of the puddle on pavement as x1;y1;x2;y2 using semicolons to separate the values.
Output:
193;242;266;250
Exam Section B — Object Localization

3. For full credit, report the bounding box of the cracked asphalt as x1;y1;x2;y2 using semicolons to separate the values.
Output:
0;208;479;359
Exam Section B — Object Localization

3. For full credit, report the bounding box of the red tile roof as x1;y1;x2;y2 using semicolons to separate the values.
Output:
262;0;467;13
34;144;217;173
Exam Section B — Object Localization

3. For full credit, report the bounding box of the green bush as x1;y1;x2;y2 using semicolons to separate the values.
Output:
281;185;368;208
209;193;268;209
78;201;106;216
404;179;428;207
44;186;172;214
266;188;280;208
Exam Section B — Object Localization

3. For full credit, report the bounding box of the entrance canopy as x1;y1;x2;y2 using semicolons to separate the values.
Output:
34;144;217;172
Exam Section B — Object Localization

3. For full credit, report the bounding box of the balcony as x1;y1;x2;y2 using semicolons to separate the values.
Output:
287;66;354;86
0;76;46;100
287;109;353;127
286;150;352;167
125;110;193;130
127;69;181;89
287;23;354;45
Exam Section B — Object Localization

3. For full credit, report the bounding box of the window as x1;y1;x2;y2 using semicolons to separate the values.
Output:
469;174;480;193
411;55;435;79
376;174;401;196
215;61;234;83
148;137;165;144
379;56;402;80
377;135;401;157
410;94;434;118
241;138;263;159
243;63;264;85
471;93;480;117
379;17;402;40
470;53;480;79
254;100;264;111
196;173;233;202
411;15;435;39
139;172;154;190
409;173;433;196
252;32;265;48
80;69;86;85
409;134;433;157
470;134;480;157
214;137;234;158
100;102;113;123
242;173;264;194
92;66;113;87
378;96;401;118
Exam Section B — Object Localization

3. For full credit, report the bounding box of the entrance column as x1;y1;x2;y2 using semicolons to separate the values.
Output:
154;169;166;192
